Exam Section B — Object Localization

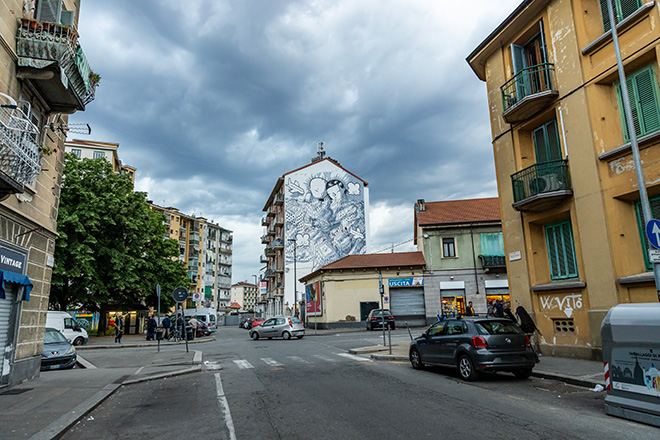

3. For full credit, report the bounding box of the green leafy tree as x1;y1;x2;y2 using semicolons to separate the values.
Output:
50;154;189;331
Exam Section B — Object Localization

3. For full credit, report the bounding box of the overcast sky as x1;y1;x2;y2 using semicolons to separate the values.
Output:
70;0;522;283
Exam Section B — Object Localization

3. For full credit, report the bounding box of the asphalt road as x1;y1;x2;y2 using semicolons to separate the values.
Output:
62;327;659;440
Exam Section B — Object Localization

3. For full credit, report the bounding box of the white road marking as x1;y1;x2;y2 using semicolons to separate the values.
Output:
313;354;339;362
233;359;254;369
215;373;237;440
287;356;312;364
335;353;373;362
134;366;145;375
261;357;284;367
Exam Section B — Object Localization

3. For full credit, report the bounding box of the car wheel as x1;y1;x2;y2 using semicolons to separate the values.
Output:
251;332;259;341
513;368;533;379
458;355;479;381
410;348;424;370
73;337;84;346
282;331;291;340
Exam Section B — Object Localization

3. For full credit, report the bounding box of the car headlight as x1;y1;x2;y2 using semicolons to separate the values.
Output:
66;345;76;355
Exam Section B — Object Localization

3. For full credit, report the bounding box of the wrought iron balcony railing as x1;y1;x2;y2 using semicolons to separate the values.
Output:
501;63;555;112
511;160;571;204
479;255;506;269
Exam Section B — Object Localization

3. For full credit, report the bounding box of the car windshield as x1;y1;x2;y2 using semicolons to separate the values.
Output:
475;320;523;335
44;329;68;344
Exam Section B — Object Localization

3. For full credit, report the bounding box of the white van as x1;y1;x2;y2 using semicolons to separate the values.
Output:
183;307;217;332
46;311;89;346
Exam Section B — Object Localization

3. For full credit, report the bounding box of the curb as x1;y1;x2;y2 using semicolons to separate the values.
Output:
531;370;604;389
78;337;215;350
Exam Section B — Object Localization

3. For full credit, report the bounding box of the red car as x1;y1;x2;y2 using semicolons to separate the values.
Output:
249;317;266;329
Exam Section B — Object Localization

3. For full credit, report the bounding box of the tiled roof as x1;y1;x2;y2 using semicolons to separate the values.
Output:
231;282;255;288
229;302;241;309
300;252;425;282
417;197;501;226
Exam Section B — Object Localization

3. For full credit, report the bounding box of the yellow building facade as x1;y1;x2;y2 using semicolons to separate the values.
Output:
468;0;660;359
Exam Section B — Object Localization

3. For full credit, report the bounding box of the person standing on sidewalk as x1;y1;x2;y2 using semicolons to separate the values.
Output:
188;316;198;340
146;315;157;340
465;301;475;316
162;314;171;340
114;314;124;344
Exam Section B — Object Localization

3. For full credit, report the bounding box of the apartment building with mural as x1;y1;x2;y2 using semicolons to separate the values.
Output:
414;197;507;322
150;204;233;312
0;0;97;387
467;0;660;359
261;147;369;317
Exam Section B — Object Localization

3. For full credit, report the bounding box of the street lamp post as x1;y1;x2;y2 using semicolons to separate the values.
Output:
287;238;297;317
253;275;258;316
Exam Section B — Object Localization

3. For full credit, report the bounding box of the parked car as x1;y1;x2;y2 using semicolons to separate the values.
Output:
250;316;304;340
195;322;211;337
249;317;266;329
41;327;77;371
408;317;536;381
366;309;395;330
46;311;88;346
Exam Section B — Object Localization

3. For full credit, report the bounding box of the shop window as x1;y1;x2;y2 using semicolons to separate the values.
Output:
553;318;575;333
545;220;579;280
615;65;660;142
442;237;456;258
599;0;642;32
635;195;660;270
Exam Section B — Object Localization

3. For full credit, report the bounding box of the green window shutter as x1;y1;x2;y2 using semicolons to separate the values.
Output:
615;65;660;142
600;0;612;32
533;119;562;163
600;0;642;32
533;126;548;163
545;220;578;280
546;119;562;161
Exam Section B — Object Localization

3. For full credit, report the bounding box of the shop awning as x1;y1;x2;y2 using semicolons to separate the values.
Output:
0;270;32;301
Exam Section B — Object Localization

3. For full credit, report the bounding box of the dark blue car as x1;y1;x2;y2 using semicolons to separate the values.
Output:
41;327;77;371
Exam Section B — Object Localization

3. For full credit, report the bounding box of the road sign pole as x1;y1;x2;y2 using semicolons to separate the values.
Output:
607;0;660;302
156;284;161;352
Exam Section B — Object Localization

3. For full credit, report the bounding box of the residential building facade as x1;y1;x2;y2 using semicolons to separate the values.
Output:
261;154;370;317
299;252;426;328
64;139;135;184
230;282;258;311
467;0;660;359
1;0;96;387
414;198;507;323
150;204;233;312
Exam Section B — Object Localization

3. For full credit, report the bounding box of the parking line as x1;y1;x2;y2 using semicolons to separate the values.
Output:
215;373;237;440
261;357;284;367
287;356;312;364
233;359;254;369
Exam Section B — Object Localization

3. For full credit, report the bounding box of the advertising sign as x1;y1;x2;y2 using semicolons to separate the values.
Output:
610;346;660;397
305;281;322;316
260;281;267;295
0;246;27;274
388;277;424;288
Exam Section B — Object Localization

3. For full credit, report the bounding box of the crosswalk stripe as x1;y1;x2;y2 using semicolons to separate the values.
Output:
233;360;254;369
335;353;373;362
287;356;312;364
261;357;284;367
313;354;338;362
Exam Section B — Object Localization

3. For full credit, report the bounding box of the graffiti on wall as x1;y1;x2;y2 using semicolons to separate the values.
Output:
539;293;583;318
285;165;366;270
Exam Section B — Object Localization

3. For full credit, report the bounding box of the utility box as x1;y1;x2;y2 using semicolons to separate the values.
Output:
601;303;660;427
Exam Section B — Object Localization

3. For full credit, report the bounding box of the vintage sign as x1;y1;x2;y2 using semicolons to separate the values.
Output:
0;246;27;274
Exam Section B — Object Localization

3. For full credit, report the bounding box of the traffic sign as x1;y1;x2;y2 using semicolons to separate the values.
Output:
193;292;201;302
172;287;188;302
646;219;660;249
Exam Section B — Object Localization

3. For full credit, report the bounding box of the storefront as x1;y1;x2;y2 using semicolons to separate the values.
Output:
485;280;510;311
388;277;426;326
439;281;466;317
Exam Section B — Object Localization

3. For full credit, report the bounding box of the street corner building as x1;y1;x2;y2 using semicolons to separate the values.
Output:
260;149;370;317
1;0;97;387
299;252;426;329
466;0;660;360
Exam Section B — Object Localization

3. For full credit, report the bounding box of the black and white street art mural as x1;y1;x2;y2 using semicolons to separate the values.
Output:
284;160;369;272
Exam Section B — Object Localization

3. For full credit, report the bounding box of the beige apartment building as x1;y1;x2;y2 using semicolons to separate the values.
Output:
64;139;136;184
468;0;660;359
1;0;97;387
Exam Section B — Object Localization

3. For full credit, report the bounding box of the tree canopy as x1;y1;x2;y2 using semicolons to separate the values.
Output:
50;154;189;314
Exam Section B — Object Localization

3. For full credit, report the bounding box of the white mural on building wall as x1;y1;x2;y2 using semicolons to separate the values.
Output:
539;293;583;318
285;162;367;271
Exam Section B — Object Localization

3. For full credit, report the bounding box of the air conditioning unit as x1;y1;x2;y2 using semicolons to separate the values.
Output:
529;173;562;194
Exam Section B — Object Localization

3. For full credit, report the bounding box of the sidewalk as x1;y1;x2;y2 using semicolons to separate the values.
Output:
351;342;605;388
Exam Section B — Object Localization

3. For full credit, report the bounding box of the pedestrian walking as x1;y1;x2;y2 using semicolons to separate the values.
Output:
493;299;504;318
114;314;123;344
176;314;185;340
465;301;475;316
146;315;157;340
162;314;171;340
487;300;495;316
188;316;198;340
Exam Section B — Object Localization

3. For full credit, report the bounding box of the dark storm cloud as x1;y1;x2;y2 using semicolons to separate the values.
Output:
71;0;521;281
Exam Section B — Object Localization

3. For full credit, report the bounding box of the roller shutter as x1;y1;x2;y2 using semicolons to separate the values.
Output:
390;287;426;327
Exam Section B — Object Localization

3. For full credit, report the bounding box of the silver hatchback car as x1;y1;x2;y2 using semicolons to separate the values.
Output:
250;316;304;340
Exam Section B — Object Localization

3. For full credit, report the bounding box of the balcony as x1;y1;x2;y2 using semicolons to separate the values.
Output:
511;160;572;212
260;254;268;264
479;255;506;272
261;234;269;244
0;94;41;197
265;269;275;278
274;194;284;206
261;215;269;226
274;265;284;273
16;19;97;113
266;207;276;218
265;246;275;256
267;224;276;236
272;238;284;250
501;63;558;124
274;215;284;227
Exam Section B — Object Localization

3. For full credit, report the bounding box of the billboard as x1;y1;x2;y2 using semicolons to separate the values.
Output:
306;281;322;316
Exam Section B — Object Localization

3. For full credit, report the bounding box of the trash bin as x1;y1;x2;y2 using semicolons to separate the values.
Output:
186;327;194;340
601;303;660;427
155;329;163;341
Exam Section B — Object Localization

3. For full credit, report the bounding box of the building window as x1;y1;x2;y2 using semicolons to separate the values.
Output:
599;0;642;32
93;151;105;159
442;237;456;258
635;195;660;270
532;119;562;163
615;65;660;142
545;220;578;280
71;148;81;158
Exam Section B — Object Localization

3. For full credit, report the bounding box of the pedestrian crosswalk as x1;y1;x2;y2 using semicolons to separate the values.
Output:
230;353;372;370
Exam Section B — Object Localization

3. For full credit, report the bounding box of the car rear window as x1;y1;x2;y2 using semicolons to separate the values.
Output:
290;317;302;324
372;310;391;316
475;320;523;335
